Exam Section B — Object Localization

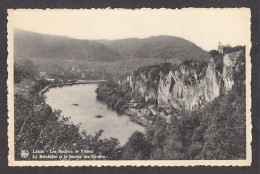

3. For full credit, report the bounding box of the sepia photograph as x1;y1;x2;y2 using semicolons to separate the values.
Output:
7;8;252;166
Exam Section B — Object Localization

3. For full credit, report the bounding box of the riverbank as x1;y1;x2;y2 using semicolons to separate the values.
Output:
41;80;150;128
39;80;106;97
95;81;157;127
124;108;150;127
15;83;124;160
44;83;146;145
123;106;158;127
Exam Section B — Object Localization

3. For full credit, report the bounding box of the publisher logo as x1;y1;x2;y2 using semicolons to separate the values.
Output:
21;150;29;159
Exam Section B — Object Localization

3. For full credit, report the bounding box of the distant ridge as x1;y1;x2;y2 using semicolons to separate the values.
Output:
99;35;211;61
14;29;211;62
14;29;121;61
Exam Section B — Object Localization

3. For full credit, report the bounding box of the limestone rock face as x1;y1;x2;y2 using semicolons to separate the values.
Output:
127;70;159;103
125;50;244;111
158;58;223;111
222;50;244;91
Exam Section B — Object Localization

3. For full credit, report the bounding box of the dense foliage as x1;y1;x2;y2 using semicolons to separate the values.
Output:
15;93;123;160
97;46;246;160
178;59;209;84
14;43;246;161
14;65;123;160
96;80;133;112
123;81;246;160
104;35;211;61
15;30;212;82
15;29;210;62
15;29;121;61
14;60;36;84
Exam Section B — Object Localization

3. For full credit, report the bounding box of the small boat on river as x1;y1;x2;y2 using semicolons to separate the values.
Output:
95;115;103;118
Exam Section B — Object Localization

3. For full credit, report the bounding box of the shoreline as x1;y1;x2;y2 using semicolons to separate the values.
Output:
39;80;106;98
40;80;149;128
123;108;151;127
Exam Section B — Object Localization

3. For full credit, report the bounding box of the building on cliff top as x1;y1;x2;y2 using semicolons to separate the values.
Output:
218;42;231;54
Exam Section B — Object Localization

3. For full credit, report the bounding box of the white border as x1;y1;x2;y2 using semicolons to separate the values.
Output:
7;8;252;167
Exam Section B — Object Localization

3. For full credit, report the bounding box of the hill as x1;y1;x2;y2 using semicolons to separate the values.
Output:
100;36;211;61
14;29;211;62
14;29;121;61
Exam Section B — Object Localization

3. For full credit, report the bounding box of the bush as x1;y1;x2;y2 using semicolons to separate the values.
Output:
123;131;153;160
14;94;123;160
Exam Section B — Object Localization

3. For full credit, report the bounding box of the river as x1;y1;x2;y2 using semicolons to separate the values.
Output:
44;83;145;145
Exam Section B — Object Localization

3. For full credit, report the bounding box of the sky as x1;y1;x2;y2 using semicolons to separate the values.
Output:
8;8;251;51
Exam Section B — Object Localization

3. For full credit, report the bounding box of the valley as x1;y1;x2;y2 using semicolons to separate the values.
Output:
13;29;246;160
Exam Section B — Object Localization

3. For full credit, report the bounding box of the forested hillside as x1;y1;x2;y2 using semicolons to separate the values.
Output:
14;29;210;62
101;35;210;61
96;46;246;159
123;82;246;160
14;29;121;61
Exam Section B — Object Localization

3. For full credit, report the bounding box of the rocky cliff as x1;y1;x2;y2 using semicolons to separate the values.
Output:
96;46;245;125
123;48;245;112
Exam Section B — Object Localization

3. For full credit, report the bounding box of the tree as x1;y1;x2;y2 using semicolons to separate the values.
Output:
123;131;152;160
